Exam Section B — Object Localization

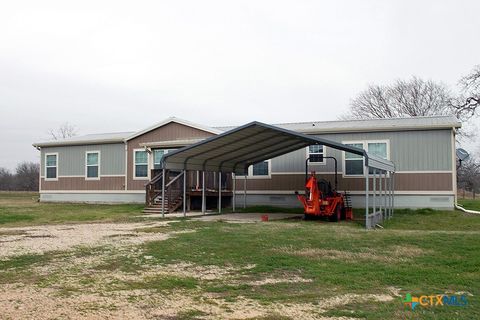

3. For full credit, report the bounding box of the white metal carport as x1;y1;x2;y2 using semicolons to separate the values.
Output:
161;121;395;229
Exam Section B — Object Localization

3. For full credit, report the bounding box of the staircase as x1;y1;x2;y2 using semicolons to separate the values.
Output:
143;193;183;214
143;170;185;214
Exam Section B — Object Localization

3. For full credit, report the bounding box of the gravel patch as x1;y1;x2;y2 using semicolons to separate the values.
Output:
0;283;394;320
0;221;183;258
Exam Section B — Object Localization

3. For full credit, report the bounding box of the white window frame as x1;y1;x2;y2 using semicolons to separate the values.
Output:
44;152;59;181
366;140;390;176
306;145;326;165
151;149;170;170
342;139;390;178
85;151;101;180
237;159;272;179
133;148;150;180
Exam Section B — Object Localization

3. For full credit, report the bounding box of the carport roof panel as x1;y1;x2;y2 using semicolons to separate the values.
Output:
162;121;394;174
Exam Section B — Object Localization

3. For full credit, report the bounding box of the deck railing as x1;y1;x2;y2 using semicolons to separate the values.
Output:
145;169;233;210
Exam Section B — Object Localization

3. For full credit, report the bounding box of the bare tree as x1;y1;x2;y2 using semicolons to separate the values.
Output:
48;122;78;140
457;156;480;199
345;77;455;120
15;162;40;191
0;168;14;191
454;65;480;119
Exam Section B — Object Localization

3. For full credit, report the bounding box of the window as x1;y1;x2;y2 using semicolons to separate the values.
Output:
368;142;387;158
342;140;390;177
134;150;148;178
152;149;177;169
252;161;269;176
367;142;388;174
307;145;325;163
344;143;364;176
153;149;165;170
86;151;100;179
45;153;58;180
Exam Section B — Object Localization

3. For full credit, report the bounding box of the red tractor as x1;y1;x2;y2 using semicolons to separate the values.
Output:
296;155;353;221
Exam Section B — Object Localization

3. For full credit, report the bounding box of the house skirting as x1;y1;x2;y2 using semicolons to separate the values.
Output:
39;191;455;210
39;191;145;204
234;192;455;210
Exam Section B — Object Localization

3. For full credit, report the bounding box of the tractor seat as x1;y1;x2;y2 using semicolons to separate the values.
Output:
317;179;334;197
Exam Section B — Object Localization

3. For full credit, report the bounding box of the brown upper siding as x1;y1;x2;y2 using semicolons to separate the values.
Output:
236;172;453;192
126;122;215;190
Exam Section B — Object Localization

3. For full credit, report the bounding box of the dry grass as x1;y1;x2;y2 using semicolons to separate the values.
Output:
274;244;430;263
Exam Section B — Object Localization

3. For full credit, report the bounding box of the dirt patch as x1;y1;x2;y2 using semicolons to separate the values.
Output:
109;262;312;287
275;245;431;263
245;275;313;286
0;282;394;320
0;219;399;319
0;221;189;258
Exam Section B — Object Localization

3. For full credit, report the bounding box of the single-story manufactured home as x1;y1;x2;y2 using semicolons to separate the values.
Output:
33;115;461;210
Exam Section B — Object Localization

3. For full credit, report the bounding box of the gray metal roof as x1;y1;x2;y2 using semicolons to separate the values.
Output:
33;115;460;148
33;132;134;148
216;115;461;133
163;121;395;174
32;117;221;148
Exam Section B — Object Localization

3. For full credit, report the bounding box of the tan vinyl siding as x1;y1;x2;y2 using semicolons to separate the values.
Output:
41;176;125;190
126;122;215;190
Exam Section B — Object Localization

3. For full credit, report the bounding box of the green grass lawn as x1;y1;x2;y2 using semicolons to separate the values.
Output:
458;198;480;211
0;192;144;227
137;213;480;319
0;192;479;319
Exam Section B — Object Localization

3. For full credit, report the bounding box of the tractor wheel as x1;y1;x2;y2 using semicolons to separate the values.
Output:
341;207;347;220
329;206;342;222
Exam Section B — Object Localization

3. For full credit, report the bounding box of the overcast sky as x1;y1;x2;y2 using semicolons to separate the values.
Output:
1;0;479;170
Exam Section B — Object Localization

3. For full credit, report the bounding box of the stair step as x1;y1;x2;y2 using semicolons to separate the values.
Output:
143;210;168;214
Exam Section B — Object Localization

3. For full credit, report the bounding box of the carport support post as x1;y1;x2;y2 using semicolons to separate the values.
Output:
390;172;394;218
385;172;389;219
373;170;376;217
392;172;395;217
243;176;247;209
365;165;369;229
390;172;393;219
379;170;382;219
161;168;166;218
386;172;390;219
218;172;222;214
202;171;206;215
183;169;187;217
232;173;236;212
383;171;387;220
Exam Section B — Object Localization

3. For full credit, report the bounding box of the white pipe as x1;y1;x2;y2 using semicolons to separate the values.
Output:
455;204;480;214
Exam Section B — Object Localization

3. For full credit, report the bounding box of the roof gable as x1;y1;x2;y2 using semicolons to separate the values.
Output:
125;117;221;141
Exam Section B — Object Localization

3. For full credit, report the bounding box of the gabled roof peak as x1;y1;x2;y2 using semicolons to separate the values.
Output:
124;117;222;141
